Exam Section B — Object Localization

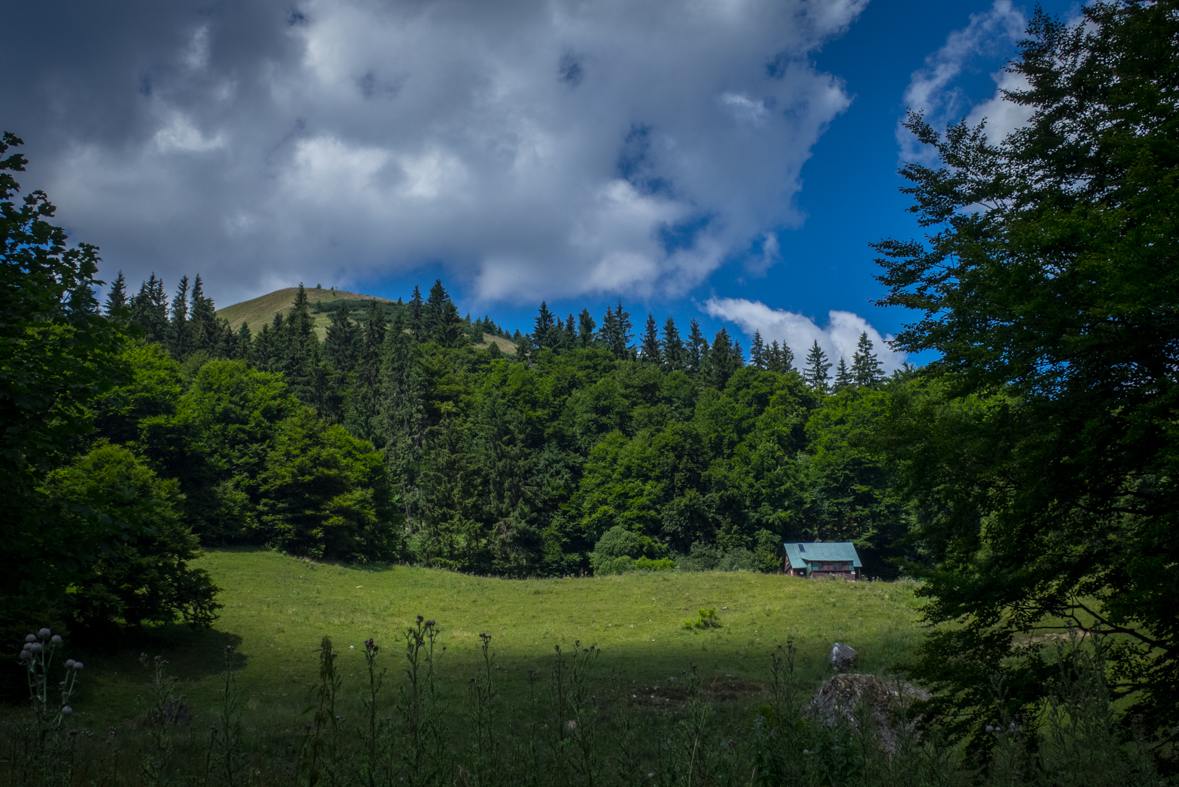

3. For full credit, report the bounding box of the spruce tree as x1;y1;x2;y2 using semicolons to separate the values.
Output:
168;275;191;358
236;322;252;361
436;300;467;347
533;301;558;350
104;271;127;319
750;331;766;369
379;320;428;531
577;309;596;348
408;285;425;337
709;327;739;388
253;323;274;370
661;316;685;372
768;340;795;374
833;357;853;391
285;284;321;405
803;340;831;394
189;274;218;354
600;305;617;353
425;279;453;343
612;300;633;360
640;313;662;365
687;318;708;377
564;314;576;349
850;331;884;388
325;301;359;372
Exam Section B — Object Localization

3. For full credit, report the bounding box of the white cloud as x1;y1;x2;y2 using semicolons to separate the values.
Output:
702;296;905;371
6;0;868;306
898;0;1026;161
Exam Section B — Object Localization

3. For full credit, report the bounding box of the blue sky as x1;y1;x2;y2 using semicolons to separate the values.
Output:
6;0;1079;368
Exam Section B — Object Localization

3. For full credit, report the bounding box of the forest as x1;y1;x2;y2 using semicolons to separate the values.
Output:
94;271;911;583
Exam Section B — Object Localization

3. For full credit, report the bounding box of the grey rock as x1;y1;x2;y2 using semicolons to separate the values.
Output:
829;642;857;672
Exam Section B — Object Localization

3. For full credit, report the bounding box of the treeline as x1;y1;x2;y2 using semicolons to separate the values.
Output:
99;271;911;582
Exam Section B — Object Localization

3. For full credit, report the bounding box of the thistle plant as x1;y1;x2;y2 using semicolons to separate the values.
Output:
18;627;81;740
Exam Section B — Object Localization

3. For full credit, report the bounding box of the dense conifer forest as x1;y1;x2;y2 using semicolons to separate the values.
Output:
99;272;911;581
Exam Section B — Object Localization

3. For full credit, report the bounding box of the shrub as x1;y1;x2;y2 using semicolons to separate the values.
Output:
43;443;220;629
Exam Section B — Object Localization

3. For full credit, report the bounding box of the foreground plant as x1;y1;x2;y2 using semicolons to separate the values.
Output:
18;628;81;740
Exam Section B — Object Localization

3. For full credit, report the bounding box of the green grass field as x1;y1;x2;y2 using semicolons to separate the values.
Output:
44;548;924;731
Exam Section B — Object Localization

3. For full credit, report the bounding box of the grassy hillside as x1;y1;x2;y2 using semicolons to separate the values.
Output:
218;287;517;349
55;549;921;730
216;286;391;340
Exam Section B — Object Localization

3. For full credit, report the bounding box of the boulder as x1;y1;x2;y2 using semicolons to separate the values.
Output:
804;673;931;753
829;641;857;672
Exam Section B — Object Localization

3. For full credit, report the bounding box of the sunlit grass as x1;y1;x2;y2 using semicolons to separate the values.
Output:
33;547;923;730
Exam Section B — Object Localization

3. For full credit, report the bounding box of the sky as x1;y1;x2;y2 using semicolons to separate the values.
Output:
6;0;1079;369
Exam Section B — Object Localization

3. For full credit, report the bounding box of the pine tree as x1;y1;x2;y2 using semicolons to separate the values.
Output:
833;357;853;391
687;318;709;377
577;309;596;348
850;331;884;389
750;331;766;369
168;276;191;358
640;313;662;365
661;316;685;372
803;340;831;394
104;271;127;320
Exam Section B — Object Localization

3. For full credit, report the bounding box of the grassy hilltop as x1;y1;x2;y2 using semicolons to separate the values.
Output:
216;286;516;351
216;286;391;340
68;549;921;730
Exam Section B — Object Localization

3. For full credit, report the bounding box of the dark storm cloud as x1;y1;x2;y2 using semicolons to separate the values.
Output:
5;0;870;306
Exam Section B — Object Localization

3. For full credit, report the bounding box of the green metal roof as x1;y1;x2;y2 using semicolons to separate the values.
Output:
783;542;862;571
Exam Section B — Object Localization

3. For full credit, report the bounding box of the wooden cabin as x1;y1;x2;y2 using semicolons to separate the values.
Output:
783;542;862;580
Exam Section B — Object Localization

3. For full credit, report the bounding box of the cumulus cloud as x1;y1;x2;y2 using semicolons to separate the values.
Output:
5;0;869;306
898;0;1026;161
702;297;906;372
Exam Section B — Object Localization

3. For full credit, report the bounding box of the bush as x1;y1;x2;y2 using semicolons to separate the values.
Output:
717;547;756;572
591;525;669;574
43;444;220;629
593;556;676;576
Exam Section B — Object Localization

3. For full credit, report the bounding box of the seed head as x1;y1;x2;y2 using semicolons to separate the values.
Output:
65;659;76;669
30;642;43;654
73;661;83;670
50;635;62;644
19;650;32;662
62;706;73;716
25;634;37;643
38;628;51;639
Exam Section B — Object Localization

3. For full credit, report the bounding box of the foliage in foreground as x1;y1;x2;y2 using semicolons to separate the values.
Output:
873;0;1179;739
2;624;1169;787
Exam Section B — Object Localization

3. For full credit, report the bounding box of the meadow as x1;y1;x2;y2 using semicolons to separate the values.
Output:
57;548;922;730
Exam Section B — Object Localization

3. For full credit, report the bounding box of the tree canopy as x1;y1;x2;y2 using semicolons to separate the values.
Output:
874;0;1179;736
